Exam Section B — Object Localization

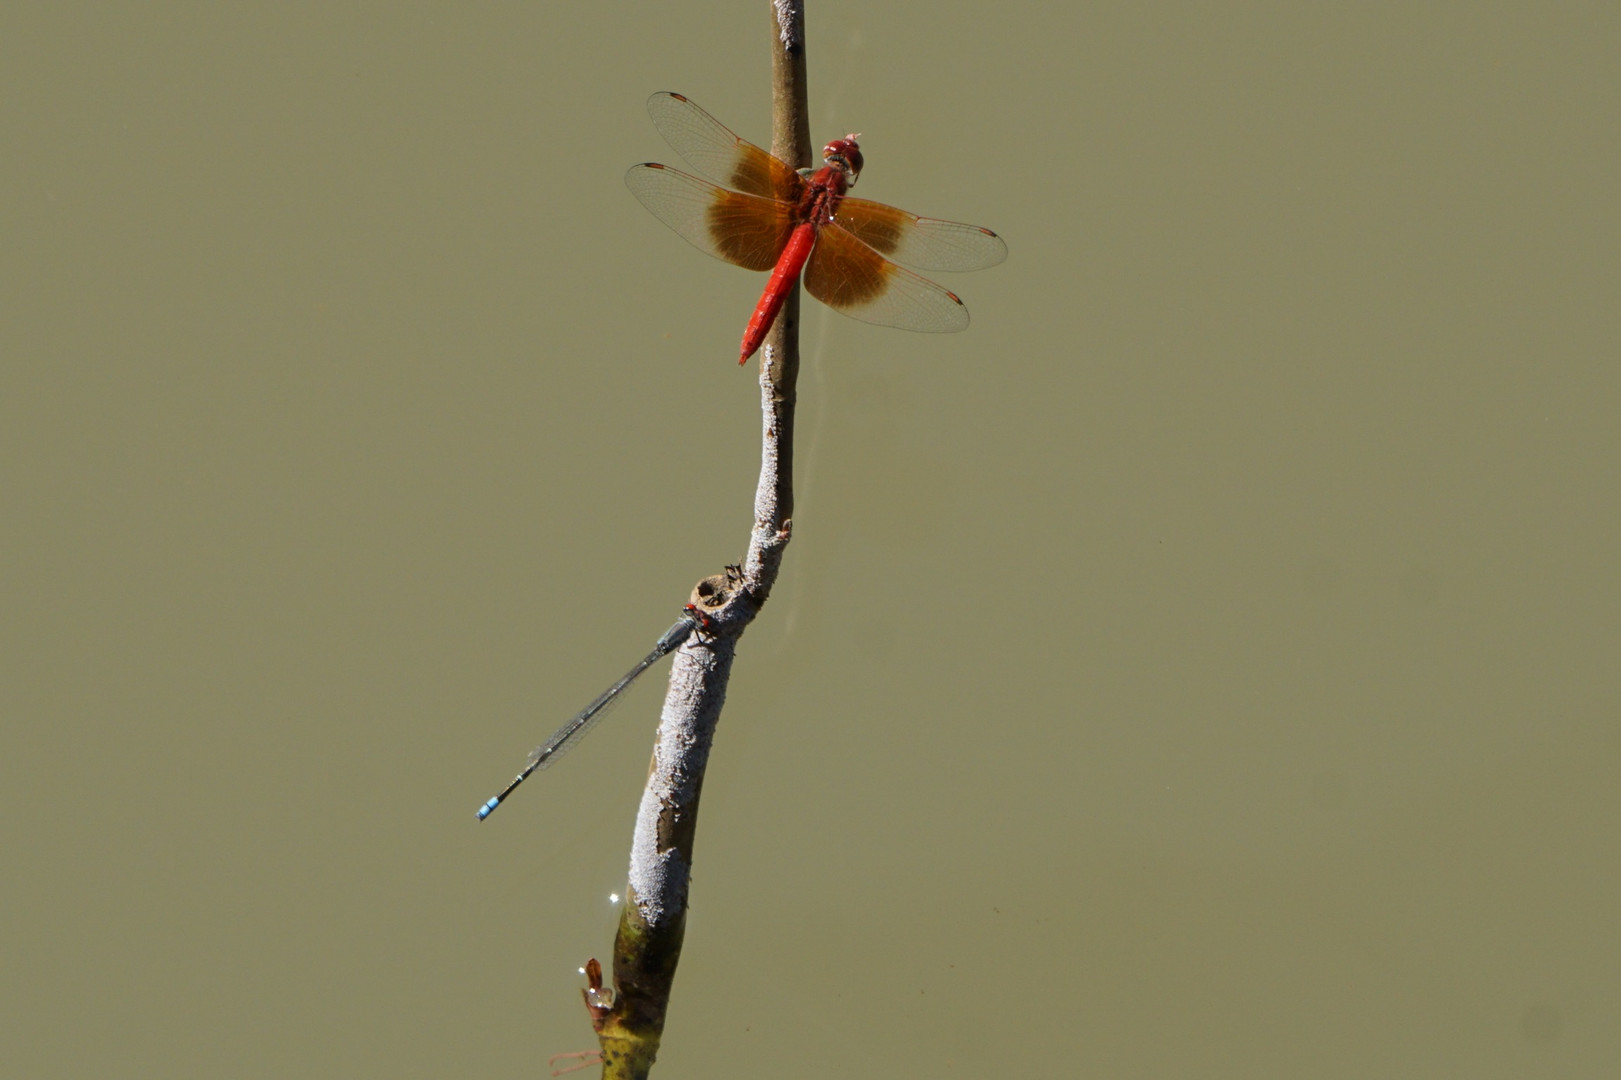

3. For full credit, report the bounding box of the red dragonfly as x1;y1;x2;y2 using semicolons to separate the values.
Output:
626;92;1007;364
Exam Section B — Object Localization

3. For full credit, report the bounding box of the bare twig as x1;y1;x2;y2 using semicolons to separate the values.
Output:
589;4;810;1077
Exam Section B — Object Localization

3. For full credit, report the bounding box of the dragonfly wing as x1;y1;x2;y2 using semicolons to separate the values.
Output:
626;163;795;272
833;197;1008;273
645;92;805;203
804;222;971;334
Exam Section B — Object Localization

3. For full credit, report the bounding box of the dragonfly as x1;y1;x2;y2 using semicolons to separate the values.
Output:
475;608;706;821
625;92;1008;364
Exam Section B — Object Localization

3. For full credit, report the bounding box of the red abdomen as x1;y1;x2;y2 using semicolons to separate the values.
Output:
739;222;818;364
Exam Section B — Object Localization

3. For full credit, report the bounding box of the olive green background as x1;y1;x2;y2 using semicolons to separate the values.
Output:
4;3;1617;1077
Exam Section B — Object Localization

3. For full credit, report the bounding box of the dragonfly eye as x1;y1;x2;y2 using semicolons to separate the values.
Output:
822;136;863;183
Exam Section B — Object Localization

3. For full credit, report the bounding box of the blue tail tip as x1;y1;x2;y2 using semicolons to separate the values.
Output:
477;799;499;821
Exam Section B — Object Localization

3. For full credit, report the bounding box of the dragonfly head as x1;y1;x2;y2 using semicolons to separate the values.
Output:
822;134;863;186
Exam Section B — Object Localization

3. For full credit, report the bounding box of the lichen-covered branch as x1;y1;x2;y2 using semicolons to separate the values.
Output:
588;4;810;1078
